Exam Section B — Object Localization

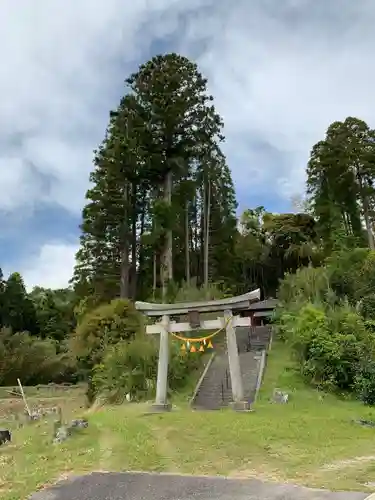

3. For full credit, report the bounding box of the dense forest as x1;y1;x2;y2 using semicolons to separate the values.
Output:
2;53;375;404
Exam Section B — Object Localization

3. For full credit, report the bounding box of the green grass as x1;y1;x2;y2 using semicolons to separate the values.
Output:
2;344;375;498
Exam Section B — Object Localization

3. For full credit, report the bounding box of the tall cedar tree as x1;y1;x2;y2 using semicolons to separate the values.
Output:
125;53;225;300
307;117;375;251
73;53;237;302
1;272;39;334
72;95;148;301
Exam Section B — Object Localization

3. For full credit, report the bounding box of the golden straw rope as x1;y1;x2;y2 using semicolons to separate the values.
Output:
169;316;231;343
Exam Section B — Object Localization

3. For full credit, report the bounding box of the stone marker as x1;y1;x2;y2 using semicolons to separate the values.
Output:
53;425;70;444
70;418;88;429
53;418;89;444
0;429;11;445
272;389;289;404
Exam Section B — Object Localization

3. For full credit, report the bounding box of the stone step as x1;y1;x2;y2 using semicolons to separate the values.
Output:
192;350;262;409
191;327;271;410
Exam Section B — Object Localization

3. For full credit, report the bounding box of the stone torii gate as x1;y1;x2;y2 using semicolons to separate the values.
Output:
135;288;261;412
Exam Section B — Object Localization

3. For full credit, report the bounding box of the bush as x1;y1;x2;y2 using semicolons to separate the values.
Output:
276;302;375;392
358;294;375;319
275;247;375;402
73;294;103;323
0;327;77;386
354;360;375;406
92;336;158;403
277;266;333;309
168;341;202;391
71;298;143;370
356;251;375;299
91;336;203;404
327;248;370;302
172;280;226;303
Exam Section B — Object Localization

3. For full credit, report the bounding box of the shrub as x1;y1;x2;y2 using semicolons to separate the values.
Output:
358;294;375;320
92;336;158;403
277;266;332;309
91;336;203;403
276;302;375;392
354;360;375;406
168;341;202;391
172;280;225;303
73;294;103;323
327;247;369;302
71;298;143;370
0;327;77;386
356;251;375;299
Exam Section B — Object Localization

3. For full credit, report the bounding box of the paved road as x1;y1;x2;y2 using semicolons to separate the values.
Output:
28;472;369;500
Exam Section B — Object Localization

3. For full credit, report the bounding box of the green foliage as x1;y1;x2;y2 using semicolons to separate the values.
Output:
72;298;143;370
92;336;158;403
0;270;79;386
0;327;77;386
278;302;374;392
2;273;38;335
29;287;76;342
171;280;225;303
71;52;237;303
307;117;375;250
275;266;336;343
168;341;202;391
73;294;103;323
277;265;331;307
356;251;375;298
276;243;375;402
236;209;321;297
327;248;370;301
91;336;202;403
354;360;375;405
359;294;375;319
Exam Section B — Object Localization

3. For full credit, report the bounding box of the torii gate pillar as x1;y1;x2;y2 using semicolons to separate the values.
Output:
224;309;251;412
153;314;172;412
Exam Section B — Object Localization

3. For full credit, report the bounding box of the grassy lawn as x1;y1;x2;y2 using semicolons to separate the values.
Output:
2;344;375;498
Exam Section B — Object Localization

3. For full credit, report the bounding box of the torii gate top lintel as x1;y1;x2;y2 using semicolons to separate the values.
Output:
135;288;261;317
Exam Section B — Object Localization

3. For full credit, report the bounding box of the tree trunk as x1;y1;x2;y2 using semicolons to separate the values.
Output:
161;170;173;301
199;187;205;286
203;179;211;295
192;195;199;281
152;252;157;299
120;183;130;299
138;198;146;297
363;194;375;250
185;200;190;285
130;205;138;299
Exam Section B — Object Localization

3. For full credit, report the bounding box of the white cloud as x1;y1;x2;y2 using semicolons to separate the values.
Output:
20;243;78;291
183;0;375;196
0;0;195;214
2;0;375;212
2;0;375;287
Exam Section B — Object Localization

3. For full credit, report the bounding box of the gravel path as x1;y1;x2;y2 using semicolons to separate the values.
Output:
28;472;369;500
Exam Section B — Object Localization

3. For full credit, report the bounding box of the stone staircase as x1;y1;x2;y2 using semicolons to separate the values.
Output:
191;325;271;410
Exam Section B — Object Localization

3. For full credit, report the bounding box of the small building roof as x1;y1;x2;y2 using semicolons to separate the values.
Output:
253;310;273;318
248;298;278;311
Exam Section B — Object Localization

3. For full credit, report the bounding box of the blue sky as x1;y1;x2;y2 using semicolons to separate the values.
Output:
1;0;375;290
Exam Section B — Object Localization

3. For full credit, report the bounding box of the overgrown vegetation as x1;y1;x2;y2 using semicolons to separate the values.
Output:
1;54;375;414
275;250;375;405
